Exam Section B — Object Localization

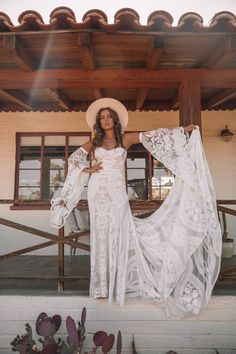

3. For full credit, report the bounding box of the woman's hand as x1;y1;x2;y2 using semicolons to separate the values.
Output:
83;162;103;174
183;124;197;133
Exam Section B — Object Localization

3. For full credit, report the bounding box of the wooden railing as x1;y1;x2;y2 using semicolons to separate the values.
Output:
0;199;235;291
217;201;236;282
0;217;90;291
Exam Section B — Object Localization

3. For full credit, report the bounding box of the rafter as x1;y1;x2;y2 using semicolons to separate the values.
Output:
46;89;71;110
77;33;95;70
204;36;236;69
93;89;104;100
146;37;164;70
136;88;149;110
1;36;35;71
0;89;33;109
139;38;164;106
171;93;179;109
207;89;236;108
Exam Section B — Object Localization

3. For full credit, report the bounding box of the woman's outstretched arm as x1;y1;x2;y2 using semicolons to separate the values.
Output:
123;124;197;149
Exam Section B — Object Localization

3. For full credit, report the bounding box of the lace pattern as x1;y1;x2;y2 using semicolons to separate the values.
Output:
50;129;222;318
140;127;198;189
50;147;89;229
138;127;222;315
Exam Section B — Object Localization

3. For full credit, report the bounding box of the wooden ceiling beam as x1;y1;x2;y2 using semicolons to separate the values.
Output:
139;38;164;107
146;37;164;70
171;93;179;109
0;79;178;90
203;36;236;69
0;89;33;109
93;89;104;100
1;36;35;71
179;81;202;129
0;68;235;81
0;69;236;89
146;48;164;70
46;89;71;110
77;33;95;70
207;89;236;108
136;88;149;110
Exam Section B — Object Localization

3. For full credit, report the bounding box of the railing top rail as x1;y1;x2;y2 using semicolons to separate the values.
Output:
217;205;236;217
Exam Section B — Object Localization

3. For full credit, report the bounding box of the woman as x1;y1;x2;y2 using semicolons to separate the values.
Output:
51;98;222;317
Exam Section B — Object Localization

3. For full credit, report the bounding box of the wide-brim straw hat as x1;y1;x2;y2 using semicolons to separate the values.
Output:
86;97;129;132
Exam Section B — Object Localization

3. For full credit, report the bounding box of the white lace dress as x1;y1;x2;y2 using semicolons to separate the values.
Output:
50;127;222;317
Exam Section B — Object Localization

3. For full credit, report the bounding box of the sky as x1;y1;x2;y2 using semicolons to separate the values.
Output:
0;0;235;25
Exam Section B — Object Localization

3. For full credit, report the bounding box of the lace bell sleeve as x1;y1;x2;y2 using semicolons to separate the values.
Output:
139;127;197;187
50;147;90;229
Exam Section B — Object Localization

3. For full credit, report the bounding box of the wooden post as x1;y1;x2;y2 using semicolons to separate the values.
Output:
58;227;65;291
179;81;202;132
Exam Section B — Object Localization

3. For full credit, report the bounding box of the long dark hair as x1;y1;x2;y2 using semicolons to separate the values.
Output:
92;107;123;149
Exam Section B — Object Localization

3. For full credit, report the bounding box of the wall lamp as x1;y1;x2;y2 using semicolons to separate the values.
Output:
220;125;234;142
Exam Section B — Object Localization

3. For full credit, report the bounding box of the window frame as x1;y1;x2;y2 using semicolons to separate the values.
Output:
12;132;91;210
12;131;173;210
126;143;152;200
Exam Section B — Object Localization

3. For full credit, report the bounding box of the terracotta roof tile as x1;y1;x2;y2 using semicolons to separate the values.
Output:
0;7;235;33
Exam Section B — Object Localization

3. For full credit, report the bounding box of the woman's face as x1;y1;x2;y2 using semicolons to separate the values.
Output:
99;109;115;130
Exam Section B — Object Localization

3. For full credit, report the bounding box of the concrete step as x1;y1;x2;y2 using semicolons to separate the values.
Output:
0;295;236;353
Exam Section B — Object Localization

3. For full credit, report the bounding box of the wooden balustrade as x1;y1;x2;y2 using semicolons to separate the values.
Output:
0;199;235;291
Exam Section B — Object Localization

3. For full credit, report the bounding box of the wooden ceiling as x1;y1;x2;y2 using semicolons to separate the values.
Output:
0;7;236;112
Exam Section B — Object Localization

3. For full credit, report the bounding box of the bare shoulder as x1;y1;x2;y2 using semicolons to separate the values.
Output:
81;140;94;154
122;132;141;149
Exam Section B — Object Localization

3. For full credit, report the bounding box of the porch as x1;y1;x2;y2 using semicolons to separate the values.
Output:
0;203;236;353
0;254;235;296
1;200;236;294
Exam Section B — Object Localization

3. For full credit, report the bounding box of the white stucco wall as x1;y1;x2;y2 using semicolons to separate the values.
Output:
0;110;235;255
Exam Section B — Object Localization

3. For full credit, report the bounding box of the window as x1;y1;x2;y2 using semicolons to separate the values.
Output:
15;133;91;202
152;158;174;200
127;143;174;201
15;133;173;204
127;143;149;200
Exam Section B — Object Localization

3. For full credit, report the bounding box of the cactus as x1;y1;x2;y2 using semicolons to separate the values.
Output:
11;333;30;354
101;334;115;353
131;335;138;354
89;331;116;353
11;323;37;354
36;312;61;338
10;307;185;354
41;343;58;354
66;316;81;348
81;307;86;326
116;330;122;354
59;307;87;353
78;307;86;342
93;331;108;348
36;312;61;350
